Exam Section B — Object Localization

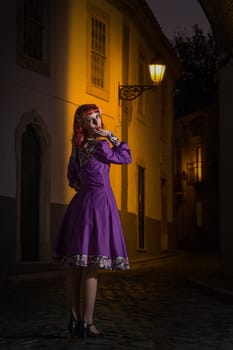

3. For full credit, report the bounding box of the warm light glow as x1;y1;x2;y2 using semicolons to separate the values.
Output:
194;145;202;182
149;63;166;85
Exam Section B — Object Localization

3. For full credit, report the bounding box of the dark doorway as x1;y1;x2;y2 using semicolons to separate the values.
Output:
161;178;168;251
138;165;145;249
21;124;40;261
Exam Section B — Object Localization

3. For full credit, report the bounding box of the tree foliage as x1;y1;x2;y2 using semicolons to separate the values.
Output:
171;24;218;117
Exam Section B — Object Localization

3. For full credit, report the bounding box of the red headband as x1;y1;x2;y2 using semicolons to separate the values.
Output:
75;104;102;123
72;104;102;147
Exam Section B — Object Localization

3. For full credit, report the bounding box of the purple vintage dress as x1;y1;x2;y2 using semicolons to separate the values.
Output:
52;139;132;270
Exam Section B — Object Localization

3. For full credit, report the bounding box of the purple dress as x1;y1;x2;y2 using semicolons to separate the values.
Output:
52;139;132;270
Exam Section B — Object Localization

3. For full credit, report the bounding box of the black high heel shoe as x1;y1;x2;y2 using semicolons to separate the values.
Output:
68;313;82;338
82;322;104;338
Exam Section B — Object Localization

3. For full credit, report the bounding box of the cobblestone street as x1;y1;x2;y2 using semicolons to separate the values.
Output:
1;251;233;350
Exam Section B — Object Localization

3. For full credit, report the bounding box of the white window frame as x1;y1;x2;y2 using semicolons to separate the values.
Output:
86;4;109;100
17;0;50;75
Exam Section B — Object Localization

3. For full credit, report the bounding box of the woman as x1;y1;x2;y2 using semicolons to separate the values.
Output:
52;103;132;338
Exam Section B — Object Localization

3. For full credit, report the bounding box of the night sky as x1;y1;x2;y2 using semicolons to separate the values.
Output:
145;0;212;41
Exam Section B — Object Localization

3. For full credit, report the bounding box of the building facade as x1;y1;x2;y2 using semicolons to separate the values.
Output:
0;0;180;275
174;103;219;251
199;0;233;274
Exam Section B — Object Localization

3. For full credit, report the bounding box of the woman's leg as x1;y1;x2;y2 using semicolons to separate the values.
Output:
83;264;101;334
67;267;83;320
83;264;97;323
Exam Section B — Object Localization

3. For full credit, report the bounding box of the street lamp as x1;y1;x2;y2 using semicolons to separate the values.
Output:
119;61;166;101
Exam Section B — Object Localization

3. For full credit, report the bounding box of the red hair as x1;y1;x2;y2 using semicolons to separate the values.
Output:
72;104;102;147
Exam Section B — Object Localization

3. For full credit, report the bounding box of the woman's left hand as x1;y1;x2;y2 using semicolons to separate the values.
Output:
95;129;111;138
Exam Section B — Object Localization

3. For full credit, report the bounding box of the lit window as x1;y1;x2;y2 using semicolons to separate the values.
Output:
87;8;109;100
194;145;203;182
91;17;106;89
186;144;203;184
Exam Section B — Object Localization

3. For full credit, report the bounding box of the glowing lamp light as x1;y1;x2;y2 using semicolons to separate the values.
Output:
149;63;166;85
119;61;166;101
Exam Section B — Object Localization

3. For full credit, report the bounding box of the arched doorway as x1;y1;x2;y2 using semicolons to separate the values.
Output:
16;110;50;263
21;124;40;261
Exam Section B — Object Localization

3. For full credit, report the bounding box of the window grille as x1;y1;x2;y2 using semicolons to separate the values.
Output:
17;0;49;74
187;145;203;184
91;17;106;89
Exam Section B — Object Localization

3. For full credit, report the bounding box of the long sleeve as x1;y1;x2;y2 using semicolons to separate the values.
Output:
67;156;80;190
95;140;132;165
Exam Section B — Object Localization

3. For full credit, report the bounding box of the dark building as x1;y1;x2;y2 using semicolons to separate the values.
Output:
174;103;219;251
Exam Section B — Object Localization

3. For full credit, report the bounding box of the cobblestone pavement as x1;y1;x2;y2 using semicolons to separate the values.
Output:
1;251;233;350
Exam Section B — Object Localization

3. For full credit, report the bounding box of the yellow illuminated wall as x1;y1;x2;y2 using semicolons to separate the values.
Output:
0;0;179;274
50;0;177;258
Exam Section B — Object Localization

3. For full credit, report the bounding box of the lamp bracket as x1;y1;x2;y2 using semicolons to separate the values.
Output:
119;84;157;101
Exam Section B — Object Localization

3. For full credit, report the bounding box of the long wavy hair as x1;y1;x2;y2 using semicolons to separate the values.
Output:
72;104;102;148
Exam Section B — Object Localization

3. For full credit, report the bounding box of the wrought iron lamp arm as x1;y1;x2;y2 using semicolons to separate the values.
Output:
119;84;158;101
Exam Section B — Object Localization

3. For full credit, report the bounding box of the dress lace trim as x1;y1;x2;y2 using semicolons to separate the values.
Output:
53;253;130;270
72;140;99;167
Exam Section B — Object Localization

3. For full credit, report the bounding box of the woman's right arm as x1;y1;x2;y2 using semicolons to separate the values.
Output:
95;140;132;165
67;157;80;191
